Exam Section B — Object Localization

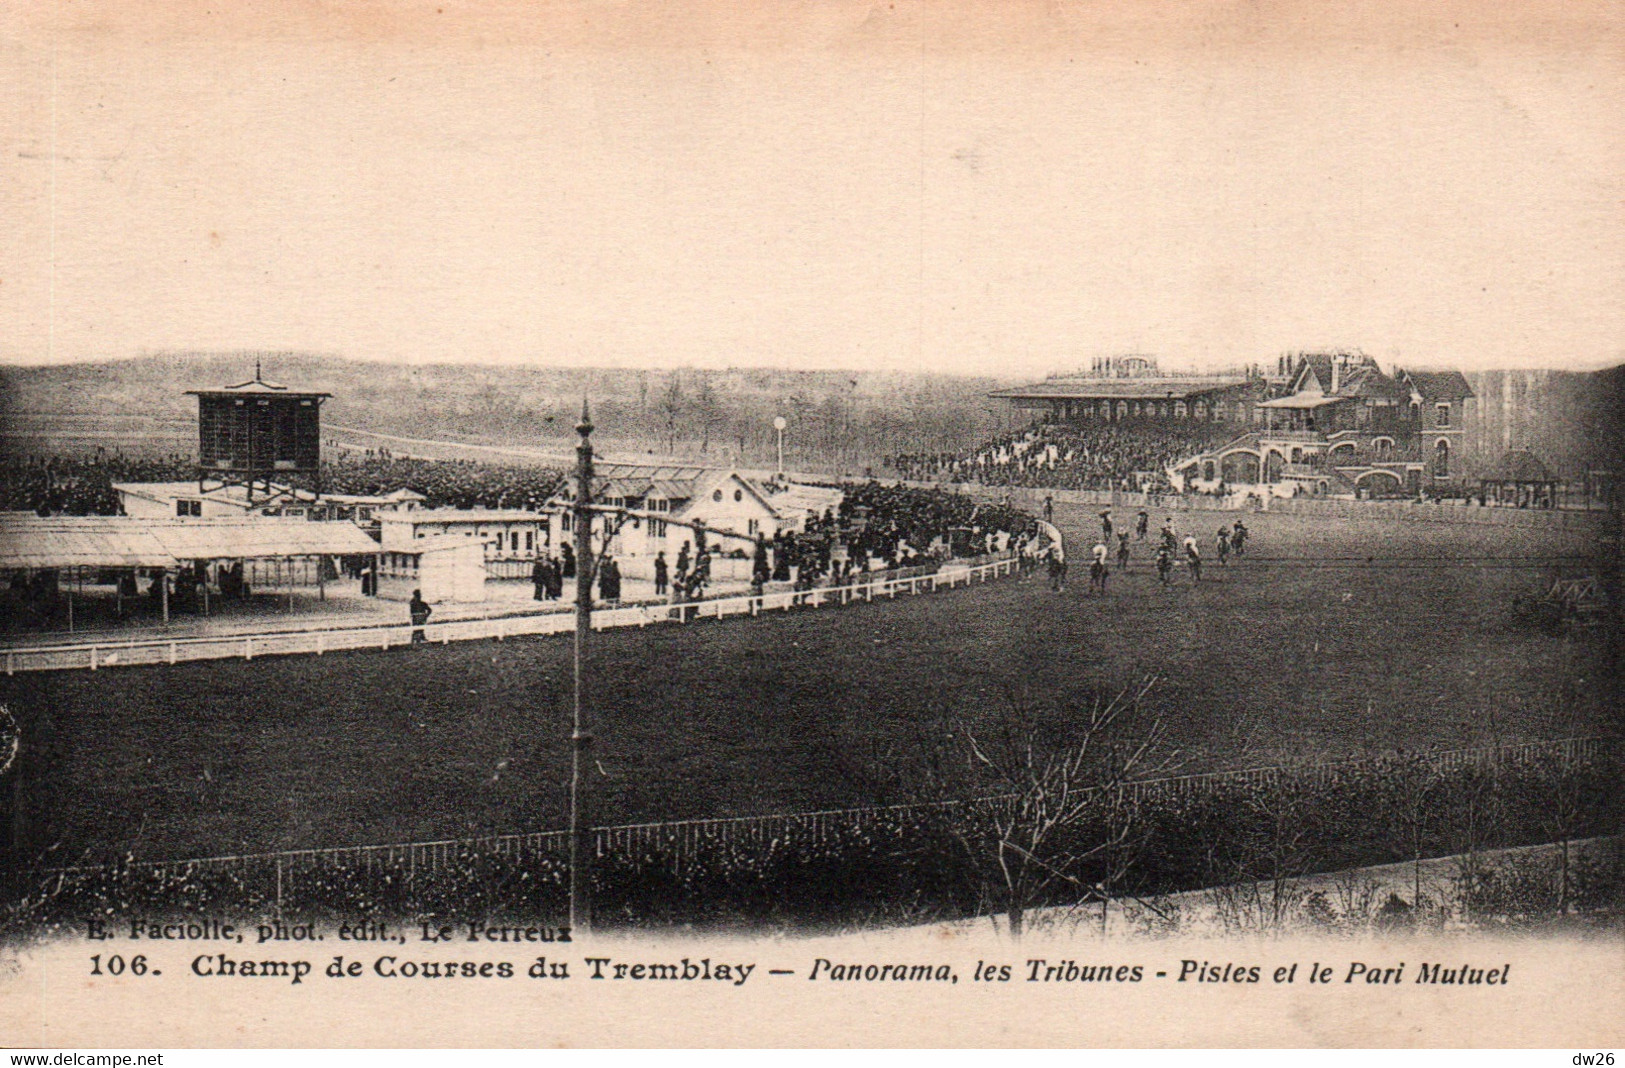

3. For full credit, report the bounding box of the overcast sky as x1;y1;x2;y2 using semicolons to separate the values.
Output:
3;0;1620;377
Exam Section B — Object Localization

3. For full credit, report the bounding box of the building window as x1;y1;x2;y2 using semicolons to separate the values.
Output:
176;500;202;517
650;519;667;538
747;519;759;536
526;531;534;551
734;489;743;502
1116;401;1128;420
713;489;723;502
1174;402;1187;419
1434;438;1450;478
1435;403;1451;428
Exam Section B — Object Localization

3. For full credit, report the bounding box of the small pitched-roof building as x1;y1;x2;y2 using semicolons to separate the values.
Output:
545;465;841;581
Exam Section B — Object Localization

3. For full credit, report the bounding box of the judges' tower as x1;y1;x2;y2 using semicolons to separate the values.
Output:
185;359;329;502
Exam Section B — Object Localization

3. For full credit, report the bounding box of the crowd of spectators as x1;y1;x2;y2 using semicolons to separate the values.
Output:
316;450;564;511
0;449;566;516
763;482;1035;587
0;452;195;515
891;421;1235;492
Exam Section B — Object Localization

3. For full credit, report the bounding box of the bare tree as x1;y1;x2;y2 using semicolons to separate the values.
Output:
924;677;1175;940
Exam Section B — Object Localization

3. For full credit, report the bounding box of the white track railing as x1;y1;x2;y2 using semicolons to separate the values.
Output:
1;556;1018;675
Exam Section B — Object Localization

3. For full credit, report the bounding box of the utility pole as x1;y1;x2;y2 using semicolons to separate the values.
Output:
569;399;595;934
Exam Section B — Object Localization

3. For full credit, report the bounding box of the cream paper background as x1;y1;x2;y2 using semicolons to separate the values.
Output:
1;0;1621;1047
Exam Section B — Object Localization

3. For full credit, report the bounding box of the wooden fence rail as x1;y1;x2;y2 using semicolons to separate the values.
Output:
2;556;1018;674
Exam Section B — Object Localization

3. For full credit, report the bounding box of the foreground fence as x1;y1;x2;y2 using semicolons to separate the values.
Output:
49;736;1608;884
0;555;1018;674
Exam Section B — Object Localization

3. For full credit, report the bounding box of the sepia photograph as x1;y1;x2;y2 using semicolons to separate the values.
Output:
0;0;1620;1050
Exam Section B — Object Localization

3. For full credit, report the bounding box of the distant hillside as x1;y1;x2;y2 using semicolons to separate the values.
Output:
2;353;1616;479
0;353;1011;474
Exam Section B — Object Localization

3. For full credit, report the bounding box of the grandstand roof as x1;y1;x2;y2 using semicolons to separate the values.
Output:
0;515;380;571
989;376;1249;401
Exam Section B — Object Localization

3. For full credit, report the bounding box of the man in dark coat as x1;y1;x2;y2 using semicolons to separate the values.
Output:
409;589;432;643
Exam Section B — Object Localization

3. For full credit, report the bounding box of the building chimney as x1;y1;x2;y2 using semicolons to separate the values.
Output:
1330;357;1341;395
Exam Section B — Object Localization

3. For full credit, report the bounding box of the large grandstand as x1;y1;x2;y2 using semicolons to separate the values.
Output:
895;352;1565;504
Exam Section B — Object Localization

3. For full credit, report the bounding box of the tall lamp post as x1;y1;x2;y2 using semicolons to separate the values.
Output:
773;415;787;479
569;400;596;934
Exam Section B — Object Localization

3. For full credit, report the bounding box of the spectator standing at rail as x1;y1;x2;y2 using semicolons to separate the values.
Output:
532;556;549;601
1183;535;1203;582
1136;509;1150;541
653;551;669;598
599;557;622;606
1043;495;1054;523
409;590;432;643
560;541;576;579
1216;527;1231;566
1117;531;1131;572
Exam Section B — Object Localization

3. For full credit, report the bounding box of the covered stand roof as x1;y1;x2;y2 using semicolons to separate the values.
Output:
0;517;177;571
989;376;1248;401
0;516;381;572
143;518;381;559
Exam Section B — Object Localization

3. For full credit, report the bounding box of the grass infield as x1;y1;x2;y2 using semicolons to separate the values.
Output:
2;508;1612;863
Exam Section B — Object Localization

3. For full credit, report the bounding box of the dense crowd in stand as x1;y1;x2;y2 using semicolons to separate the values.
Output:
758;482;1035;590
892;422;1237;492
0;453;195;515
315;450;565;510
0;450;566;515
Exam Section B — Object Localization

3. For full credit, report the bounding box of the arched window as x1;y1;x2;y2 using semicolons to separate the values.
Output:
1434;438;1450;478
1116;401;1129;420
1174;401;1187;419
1194;401;1207;420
